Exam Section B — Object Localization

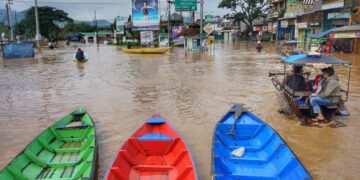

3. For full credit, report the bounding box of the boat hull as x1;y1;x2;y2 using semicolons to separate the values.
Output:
0;108;97;179
105;115;197;180
212;104;311;179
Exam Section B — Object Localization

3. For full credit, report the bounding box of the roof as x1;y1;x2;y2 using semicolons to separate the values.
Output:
281;54;352;65
309;28;335;38
332;25;360;32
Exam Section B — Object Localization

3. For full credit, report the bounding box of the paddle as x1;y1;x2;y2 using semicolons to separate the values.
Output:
227;104;246;136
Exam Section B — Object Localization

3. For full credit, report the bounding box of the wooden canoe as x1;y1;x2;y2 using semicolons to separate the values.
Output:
105;114;198;180
122;47;171;54
0;108;97;179
212;104;311;179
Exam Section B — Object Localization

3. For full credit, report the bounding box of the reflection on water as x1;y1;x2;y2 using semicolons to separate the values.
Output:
0;42;360;179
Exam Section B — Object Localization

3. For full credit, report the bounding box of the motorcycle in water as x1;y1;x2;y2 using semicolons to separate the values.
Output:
256;41;262;52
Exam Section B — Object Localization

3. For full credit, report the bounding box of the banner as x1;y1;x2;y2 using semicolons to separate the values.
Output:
115;16;126;34
132;0;159;31
172;25;183;40
159;33;169;47
140;31;154;46
175;0;197;11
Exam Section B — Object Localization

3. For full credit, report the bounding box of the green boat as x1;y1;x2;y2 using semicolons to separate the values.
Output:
0;108;97;180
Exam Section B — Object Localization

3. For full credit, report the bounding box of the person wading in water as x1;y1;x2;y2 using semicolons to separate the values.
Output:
75;48;85;61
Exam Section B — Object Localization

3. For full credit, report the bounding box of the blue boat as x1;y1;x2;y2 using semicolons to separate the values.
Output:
212;104;311;180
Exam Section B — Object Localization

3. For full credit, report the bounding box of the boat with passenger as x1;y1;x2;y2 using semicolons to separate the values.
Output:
269;52;351;127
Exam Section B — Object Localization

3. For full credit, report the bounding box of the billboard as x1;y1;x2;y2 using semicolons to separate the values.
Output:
140;31;154;46
159;33;169;47
132;0;160;31
175;0;197;11
115;16;126;34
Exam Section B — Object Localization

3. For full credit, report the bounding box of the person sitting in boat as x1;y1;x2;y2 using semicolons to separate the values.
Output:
310;67;341;122
76;48;85;61
311;68;328;95
286;65;306;91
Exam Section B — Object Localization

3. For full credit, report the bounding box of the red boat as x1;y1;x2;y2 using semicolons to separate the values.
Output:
105;115;198;180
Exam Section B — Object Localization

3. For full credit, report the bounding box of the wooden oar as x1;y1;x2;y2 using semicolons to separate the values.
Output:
227;104;245;136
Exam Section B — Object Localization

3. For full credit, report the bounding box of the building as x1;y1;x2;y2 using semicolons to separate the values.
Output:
268;0;287;40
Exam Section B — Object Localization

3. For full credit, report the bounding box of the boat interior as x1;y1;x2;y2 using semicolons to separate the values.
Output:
213;112;309;179
0;111;95;179
107;117;196;180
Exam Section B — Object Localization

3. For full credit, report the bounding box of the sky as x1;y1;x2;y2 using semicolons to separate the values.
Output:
1;0;226;21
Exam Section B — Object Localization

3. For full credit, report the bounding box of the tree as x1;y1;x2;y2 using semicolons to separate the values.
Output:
64;22;96;34
15;6;72;40
219;0;268;35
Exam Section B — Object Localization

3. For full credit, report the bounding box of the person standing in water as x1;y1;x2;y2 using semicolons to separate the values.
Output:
75;48;85;61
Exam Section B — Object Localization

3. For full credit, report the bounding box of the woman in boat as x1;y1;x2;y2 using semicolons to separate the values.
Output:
310;67;341;121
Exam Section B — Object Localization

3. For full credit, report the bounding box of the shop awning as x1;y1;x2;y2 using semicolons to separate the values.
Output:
309;29;334;38
332;25;360;32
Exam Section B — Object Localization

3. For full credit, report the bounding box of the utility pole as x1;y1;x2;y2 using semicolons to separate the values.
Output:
168;0;172;43
199;0;204;50
94;10;98;44
35;0;41;48
6;0;14;41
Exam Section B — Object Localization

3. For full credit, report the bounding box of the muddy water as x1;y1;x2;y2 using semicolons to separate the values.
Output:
0;42;359;179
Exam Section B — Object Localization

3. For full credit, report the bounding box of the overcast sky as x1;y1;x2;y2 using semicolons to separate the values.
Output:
2;0;226;21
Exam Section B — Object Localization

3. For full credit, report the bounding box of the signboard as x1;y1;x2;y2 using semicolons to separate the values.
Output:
115;16;126;34
321;1;344;10
262;26;268;32
273;23;278;31
309;22;321;27
140;31;154;46
175;0;197;11
297;22;308;29
159;33;169;47
333;31;360;39
203;23;214;35
183;17;191;24
328;12;350;19
131;0;160;31
281;21;288;28
268;23;273;32
208;36;214;46
205;15;214;22
253;26;261;31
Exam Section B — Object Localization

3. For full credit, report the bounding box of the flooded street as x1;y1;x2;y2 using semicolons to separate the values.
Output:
0;41;360;179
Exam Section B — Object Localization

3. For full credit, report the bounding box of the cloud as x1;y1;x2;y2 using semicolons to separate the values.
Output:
9;0;225;21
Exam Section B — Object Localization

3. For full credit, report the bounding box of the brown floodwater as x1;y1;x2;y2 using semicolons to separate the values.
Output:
0;41;359;179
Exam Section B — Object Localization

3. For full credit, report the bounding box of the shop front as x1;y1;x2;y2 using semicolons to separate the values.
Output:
330;25;360;54
278;19;295;40
296;22;312;49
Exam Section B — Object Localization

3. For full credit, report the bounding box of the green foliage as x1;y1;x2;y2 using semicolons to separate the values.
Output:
64;22;95;34
14;6;73;40
219;0;268;34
